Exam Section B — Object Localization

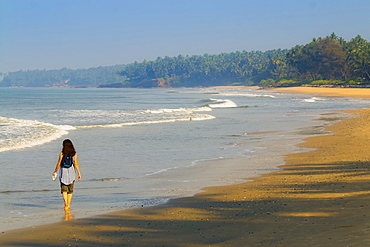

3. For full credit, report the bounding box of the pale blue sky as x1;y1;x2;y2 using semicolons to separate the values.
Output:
1;0;369;73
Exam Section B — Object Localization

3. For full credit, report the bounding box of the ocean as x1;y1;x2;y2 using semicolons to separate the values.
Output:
1;87;369;231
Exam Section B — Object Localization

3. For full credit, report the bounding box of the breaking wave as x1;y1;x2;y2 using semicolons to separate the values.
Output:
200;98;238;108
0;116;75;153
0;104;218;151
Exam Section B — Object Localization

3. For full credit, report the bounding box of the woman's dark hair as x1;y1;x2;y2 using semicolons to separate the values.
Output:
62;139;76;156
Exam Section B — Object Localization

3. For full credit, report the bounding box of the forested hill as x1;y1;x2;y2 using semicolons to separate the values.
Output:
1;33;369;88
0;65;127;87
120;34;370;88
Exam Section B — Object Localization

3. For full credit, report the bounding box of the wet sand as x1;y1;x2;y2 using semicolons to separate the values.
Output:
2;87;370;246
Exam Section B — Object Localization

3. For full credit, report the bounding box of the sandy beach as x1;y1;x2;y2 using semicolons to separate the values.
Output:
271;86;370;99
2;87;370;246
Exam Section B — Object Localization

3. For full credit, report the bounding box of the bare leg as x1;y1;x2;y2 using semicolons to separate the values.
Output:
62;192;69;209
67;193;73;208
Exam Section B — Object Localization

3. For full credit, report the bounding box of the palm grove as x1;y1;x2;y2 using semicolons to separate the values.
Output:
1;34;369;88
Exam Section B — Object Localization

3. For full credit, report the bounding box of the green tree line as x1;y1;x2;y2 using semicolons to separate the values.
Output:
1;33;369;88
119;49;288;88
120;33;370;88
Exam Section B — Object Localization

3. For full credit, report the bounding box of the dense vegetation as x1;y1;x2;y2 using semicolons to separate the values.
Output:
1;33;369;88
0;65;127;87
120;33;370;88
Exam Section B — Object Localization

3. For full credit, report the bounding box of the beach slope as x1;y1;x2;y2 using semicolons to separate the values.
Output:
2;89;370;246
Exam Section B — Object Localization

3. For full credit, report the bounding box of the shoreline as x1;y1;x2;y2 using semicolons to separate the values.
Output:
2;88;370;245
209;85;370;99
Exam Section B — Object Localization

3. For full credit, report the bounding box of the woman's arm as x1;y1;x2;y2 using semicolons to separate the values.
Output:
52;152;63;175
74;154;82;180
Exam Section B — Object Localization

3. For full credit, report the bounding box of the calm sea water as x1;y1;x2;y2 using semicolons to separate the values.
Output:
1;87;369;231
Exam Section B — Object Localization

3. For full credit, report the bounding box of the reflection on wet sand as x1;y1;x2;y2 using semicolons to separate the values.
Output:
64;208;73;221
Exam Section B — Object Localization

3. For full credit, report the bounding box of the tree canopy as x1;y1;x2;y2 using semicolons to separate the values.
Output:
1;33;369;88
119;33;370;88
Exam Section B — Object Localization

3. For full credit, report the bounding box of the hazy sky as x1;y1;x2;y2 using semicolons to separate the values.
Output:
1;0;369;73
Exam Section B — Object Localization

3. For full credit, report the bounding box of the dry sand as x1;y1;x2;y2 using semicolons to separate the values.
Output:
2;87;370;246
270;86;370;99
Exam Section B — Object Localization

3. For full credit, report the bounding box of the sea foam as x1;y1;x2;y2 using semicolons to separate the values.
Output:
204;98;238;108
0;116;75;152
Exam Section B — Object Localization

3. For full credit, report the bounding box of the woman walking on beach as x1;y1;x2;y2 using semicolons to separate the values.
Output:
52;139;81;210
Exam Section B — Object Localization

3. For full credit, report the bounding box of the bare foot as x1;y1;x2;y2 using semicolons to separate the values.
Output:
64;208;73;221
